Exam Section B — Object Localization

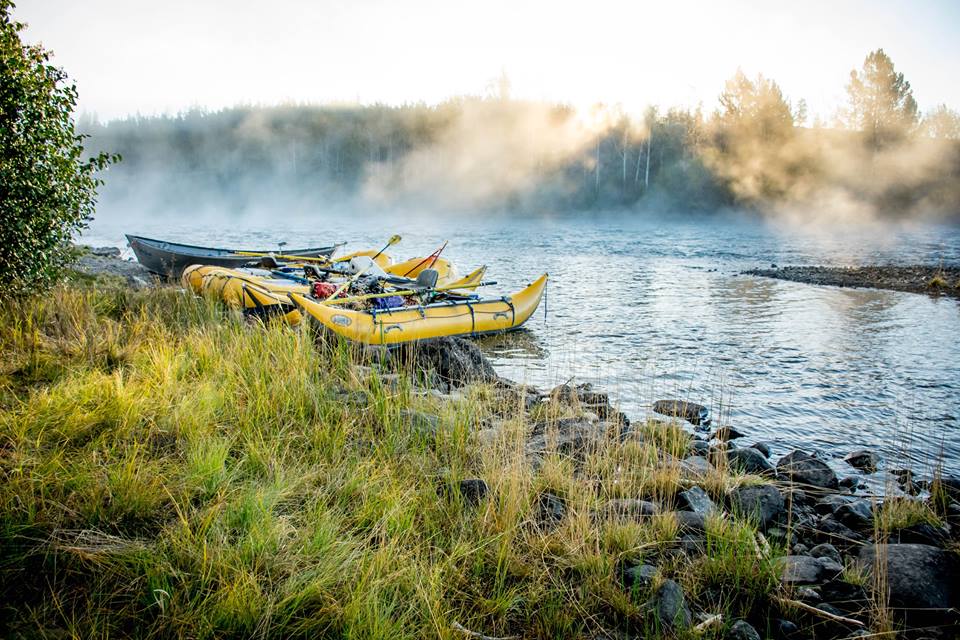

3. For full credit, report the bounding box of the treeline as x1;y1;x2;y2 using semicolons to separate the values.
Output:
83;49;960;218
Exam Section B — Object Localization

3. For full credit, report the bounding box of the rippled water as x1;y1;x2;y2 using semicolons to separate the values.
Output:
83;211;960;471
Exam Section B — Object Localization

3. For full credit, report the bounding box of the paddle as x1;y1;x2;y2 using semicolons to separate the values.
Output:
401;240;447;277
320;279;497;306
372;234;402;261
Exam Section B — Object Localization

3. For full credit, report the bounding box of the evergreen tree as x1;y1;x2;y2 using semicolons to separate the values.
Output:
845;48;918;149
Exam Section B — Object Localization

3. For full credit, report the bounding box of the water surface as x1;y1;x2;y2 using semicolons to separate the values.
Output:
84;212;960;472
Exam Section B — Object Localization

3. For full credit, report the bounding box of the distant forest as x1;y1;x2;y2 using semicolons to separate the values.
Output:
84;50;960;219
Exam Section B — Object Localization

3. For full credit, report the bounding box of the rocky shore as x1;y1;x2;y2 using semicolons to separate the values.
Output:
64;247;960;638
71;244;155;287
744;264;960;298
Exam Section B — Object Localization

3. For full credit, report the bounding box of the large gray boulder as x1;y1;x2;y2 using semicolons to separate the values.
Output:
777;450;838;490
857;544;959;613
676;486;717;515
399;336;497;386
780;555;843;585
728;484;784;528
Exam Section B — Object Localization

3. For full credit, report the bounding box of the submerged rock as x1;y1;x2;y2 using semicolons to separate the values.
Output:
777;450;838;490
711;426;746;442
652;399;709;426
845;449;880;473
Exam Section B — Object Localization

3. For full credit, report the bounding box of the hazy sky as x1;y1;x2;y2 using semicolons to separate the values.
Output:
16;0;960;121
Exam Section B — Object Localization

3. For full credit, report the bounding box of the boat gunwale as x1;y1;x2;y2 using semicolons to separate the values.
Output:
126;234;344;257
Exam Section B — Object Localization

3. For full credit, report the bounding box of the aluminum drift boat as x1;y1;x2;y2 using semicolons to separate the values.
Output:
289;274;548;345
126;234;343;278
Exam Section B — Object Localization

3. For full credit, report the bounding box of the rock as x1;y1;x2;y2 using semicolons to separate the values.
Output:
711;426;746;442
688;440;710;457
814;494;857;516
932;475;960;501
838;476;859;491
398;337;497;387
887;522;950;546
619;562;658;591
727;620;761;640
845;449;880;473
833;499;873;529
537;492;566;528
550;382;616;419
728;447;776;475
603;499;659;520
332;387;372;407
812;514;864;545
457;478;488;504
652;399;709;426
819;580;868;614
792;543;809;555
777;450;838;490
679;456;713;479
673;511;707;533
89;245;122;257
809;543;842;564
646;579;692;630
526;418;608;457
728;484;784;528
751;441;772;458
857;544;960;614
774;619;799;638
400;409;440;437
676;486;717;515
780;555;843;585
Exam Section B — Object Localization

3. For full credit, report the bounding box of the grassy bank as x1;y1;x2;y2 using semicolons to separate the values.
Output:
0;279;950;638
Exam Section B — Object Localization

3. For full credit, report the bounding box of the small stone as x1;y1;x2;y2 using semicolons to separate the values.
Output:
796;587;820;602
646;579;692;629
400;409;440;437
727;619;761;640
838;476;859;491
688;440;710;457
777;450;838;490
679;534;706;556
676;486;717;515
711;426;746;442
814;494;857;516
775;619;799;637
457;478;488;504
679;455;713;479
780;555;842;585
728;484;784;528
603;499;658;520
751;441;772;458
537;492;566;527
833;499;873;529
728;447;776;475
673;511;707;533
792;543;809;555
652;399;709;426
809;543;841;564
619;561;658;591
845;449;880;473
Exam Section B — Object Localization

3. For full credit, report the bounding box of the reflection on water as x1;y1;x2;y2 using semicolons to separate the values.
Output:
83;212;960;469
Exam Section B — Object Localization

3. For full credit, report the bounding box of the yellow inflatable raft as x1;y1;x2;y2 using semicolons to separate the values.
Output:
288;274;548;345
181;259;488;326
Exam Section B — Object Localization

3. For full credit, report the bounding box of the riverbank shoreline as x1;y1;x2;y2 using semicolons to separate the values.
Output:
3;250;954;638
744;264;960;299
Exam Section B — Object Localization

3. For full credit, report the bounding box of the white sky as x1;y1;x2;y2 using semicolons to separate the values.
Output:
16;0;960;121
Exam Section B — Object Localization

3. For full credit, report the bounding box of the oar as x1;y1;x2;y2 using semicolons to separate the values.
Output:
401;240;447;277
321;280;497;306
372;234;402;261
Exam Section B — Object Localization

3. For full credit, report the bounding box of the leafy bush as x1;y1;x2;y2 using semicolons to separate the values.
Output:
0;1;116;296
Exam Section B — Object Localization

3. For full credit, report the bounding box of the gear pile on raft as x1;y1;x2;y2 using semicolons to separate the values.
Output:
127;233;548;345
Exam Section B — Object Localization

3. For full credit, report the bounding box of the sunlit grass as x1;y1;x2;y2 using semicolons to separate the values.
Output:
0;277;924;638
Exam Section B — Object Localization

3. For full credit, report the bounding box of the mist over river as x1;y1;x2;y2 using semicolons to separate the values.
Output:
83;210;960;473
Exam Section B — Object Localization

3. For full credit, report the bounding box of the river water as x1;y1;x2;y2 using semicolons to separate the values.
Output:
83;210;960;473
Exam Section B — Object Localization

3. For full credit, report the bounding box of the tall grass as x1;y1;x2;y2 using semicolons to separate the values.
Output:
0;280;817;638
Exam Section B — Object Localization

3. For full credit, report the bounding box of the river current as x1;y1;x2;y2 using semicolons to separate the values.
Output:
83;211;960;474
